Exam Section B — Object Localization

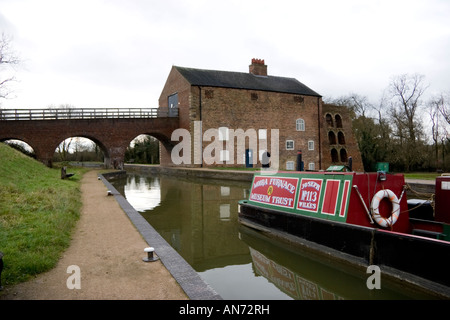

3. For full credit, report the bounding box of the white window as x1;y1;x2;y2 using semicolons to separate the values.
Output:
286;161;295;170
220;186;230;197
286;140;294;150
296;119;305;131
258;129;267;140
219;127;229;141
308;162;315;171
220;204;231;221
220;150;230;162
308;140;314;151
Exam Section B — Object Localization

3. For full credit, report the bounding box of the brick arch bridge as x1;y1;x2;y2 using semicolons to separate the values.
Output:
0;108;179;168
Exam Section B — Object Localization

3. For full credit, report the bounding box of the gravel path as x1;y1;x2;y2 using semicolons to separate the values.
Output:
0;170;188;300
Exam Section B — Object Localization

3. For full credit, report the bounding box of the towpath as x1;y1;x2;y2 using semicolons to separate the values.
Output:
0;170;188;300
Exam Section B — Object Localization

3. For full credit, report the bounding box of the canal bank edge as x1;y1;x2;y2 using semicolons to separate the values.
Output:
112;165;439;298
99;171;222;300
123;164;436;194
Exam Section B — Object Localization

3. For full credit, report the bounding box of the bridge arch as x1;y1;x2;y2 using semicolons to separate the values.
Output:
0;136;36;153
53;135;109;165
0;108;179;169
1;138;36;158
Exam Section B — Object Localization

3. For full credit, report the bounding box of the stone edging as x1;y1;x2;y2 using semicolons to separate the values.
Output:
98;171;222;300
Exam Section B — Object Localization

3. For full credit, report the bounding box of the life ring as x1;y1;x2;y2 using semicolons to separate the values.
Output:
370;189;400;228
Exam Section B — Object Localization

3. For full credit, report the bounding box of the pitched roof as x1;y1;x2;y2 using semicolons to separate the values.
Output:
174;66;321;97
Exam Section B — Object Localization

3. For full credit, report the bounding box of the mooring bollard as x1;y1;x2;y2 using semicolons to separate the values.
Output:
143;247;159;262
0;251;4;290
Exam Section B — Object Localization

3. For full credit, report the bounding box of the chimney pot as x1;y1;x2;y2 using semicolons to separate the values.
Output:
249;58;267;76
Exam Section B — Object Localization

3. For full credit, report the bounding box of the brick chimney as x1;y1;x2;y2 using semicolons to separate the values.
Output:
249;58;267;76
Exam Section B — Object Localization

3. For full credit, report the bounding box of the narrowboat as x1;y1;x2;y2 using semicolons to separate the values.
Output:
238;169;450;298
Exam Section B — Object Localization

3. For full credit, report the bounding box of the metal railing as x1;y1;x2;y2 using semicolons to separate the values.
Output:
0;107;178;121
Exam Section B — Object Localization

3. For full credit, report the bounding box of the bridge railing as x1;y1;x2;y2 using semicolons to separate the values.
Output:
0;107;178;120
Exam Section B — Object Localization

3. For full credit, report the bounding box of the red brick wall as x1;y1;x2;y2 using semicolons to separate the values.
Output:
158;68;363;171
159;68;325;169
0;118;178;168
321;104;364;172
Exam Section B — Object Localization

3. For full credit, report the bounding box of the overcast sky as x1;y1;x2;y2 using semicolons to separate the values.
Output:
1;0;450;110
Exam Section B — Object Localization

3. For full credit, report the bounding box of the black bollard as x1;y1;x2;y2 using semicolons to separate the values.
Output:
347;156;353;171
143;247;159;262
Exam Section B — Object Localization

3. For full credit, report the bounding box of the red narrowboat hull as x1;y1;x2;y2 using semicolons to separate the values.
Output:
238;171;450;297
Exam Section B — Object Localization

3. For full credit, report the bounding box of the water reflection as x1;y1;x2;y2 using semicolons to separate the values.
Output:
111;172;436;300
124;175;161;211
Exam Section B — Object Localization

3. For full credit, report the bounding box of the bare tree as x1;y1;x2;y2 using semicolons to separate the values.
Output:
0;33;21;101
387;74;428;170
435;92;450;125
388;74;427;143
56;137;73;161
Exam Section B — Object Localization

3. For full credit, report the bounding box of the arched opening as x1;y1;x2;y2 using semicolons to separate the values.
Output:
126;134;160;164
340;148;348;162
53;137;106;166
326;114;333;127
338;131;346;144
1;139;36;158
328;131;337;145
331;148;339;163
335;114;343;128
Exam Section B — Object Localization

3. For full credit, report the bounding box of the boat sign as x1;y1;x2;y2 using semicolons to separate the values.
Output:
248;172;353;222
249;176;299;209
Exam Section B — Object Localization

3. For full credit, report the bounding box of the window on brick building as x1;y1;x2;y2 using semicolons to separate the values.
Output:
308;162;315;170
258;129;267;140
168;93;178;108
328;131;337;145
219;127;229;141
286;140;294;150
308;140;314;151
286;161;294;170
326;114;333;127
340;148;348;162
335;114;343;128
331;148;338;162
220;150;230;162
296;119;305;131
294;95;304;104
338;132;346;144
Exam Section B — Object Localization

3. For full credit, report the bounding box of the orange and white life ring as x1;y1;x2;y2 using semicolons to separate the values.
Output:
370;189;400;228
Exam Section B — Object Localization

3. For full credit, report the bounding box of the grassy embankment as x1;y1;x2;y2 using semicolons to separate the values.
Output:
0;143;87;288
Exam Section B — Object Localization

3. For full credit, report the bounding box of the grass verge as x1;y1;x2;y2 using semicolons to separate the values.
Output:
0;143;87;288
403;172;440;180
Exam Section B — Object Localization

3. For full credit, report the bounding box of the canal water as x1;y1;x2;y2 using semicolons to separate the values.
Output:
110;171;437;300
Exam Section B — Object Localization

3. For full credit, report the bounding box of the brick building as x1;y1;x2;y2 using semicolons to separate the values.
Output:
158;59;363;171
